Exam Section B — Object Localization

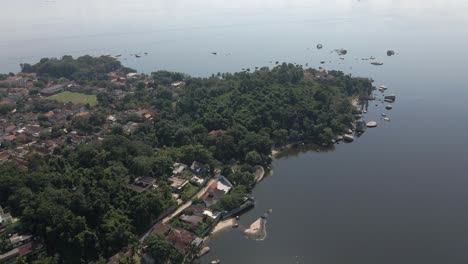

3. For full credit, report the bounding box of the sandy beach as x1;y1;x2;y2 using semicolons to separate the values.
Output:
211;218;236;235
244;218;267;240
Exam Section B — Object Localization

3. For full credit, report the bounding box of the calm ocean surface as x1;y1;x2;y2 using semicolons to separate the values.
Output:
2;1;468;263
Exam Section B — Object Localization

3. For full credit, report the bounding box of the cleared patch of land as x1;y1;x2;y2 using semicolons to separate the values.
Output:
48;91;97;106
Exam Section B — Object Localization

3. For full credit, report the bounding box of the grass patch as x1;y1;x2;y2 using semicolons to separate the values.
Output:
180;183;198;201
48;91;97;106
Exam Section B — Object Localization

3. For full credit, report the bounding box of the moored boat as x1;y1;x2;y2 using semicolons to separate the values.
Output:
366;121;377;127
343;134;354;142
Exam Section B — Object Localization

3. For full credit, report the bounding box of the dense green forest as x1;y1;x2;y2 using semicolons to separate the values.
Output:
0;56;372;263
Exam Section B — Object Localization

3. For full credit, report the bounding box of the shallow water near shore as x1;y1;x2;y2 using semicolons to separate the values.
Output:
2;0;468;263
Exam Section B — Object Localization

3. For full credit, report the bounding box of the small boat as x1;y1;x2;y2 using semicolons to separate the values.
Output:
381;113;387;117
211;52;218;55
366;121;377;128
211;260;221;264
384;94;396;102
371;61;384;66
336;135;344;141
384;117;390;121
198;247;210;257
115;54;122;57
343;134;354;142
379;85;388;90
135;54;141;58
385;104;393;110
317;44;323;49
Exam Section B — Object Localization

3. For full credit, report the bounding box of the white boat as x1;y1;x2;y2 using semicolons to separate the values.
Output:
366;121;377;127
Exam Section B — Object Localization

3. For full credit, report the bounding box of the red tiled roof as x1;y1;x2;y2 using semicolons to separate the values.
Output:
166;228;195;252
3;135;16;141
77;112;90;117
208;129;225;135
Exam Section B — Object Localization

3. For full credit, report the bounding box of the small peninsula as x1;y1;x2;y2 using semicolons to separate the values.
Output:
0;55;372;263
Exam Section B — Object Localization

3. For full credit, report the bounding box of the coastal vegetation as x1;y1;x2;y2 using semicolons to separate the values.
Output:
0;56;372;263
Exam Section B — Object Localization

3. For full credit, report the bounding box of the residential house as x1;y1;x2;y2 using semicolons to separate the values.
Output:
186;204;206;216
9;233;33;248
107;115;117;123
168;176;189;193
173;162;188;175
127;176;157;193
40;84;64;96
190;161;209;176
170;81;185;88
0;151;10;162
189;176;204;187
151;223;172;237
3;134;16;142
166;228;197;252
180;214;204;227
0;76;27;88
208;129;225;136
122;122;139;135
202;176;234;207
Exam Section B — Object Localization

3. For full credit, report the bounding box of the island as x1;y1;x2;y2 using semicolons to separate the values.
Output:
0;55;372;263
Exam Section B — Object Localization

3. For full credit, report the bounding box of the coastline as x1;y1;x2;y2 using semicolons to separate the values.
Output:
210;218;237;236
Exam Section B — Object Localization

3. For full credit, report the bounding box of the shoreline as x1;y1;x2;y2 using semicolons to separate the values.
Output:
209;218;237;236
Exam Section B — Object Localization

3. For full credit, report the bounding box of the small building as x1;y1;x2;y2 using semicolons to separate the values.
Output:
127;176;157;193
171;81;185;88
76;111;90;117
190;161;208;176
44;111;55;118
208;129;225;136
217;176;233;193
40;85;64;96
3;134;16;142
151;223;172;237
168;176;189;193
202;209;220;220
166;228;197;252
0;248;19;263
180;214;204;226
143;113;153;121
186;204;206;216
107;115;117;123
190;176;205;187
172;163;188;175
122;122;139;135
126;72;139;78
9;233;33;248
